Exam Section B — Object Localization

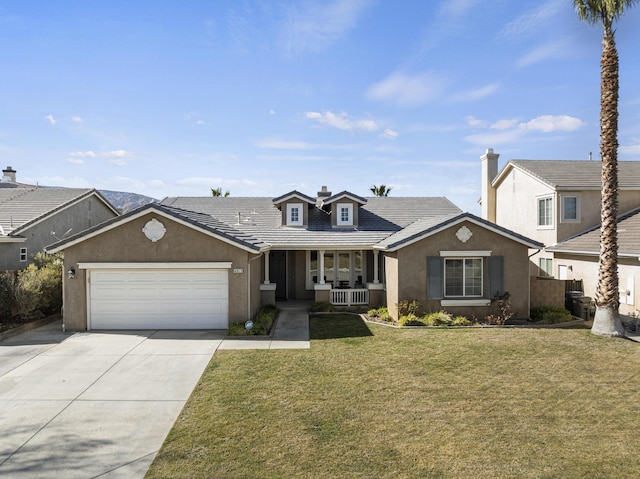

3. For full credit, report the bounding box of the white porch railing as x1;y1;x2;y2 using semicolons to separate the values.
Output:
330;288;369;306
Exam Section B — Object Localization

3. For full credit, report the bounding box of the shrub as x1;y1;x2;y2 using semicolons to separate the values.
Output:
486;292;513;325
367;306;392;323
397;300;421;317
0;272;17;318
451;315;473;326
423;310;453;326
398;314;425;327
311;301;336;313
530;306;573;324
229;305;279;336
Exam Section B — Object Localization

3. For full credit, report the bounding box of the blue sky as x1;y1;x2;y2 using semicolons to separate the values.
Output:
2;0;640;214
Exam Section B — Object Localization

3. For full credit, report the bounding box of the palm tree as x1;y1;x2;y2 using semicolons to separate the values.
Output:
370;184;392;197
574;0;638;337
211;187;230;197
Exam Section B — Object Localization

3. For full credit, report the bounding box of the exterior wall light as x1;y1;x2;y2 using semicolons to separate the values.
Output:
67;267;76;279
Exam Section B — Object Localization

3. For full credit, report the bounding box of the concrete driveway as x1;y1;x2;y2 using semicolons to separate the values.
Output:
0;320;224;479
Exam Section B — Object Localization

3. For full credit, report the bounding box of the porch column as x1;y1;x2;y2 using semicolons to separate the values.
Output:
373;249;380;284
264;250;270;284
319;250;325;284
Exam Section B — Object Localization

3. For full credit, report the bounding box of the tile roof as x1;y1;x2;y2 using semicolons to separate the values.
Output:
496;160;640;190
160;196;463;248
0;187;110;236
547;207;640;258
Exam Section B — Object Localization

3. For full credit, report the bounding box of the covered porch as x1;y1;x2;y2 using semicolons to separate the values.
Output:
260;248;385;307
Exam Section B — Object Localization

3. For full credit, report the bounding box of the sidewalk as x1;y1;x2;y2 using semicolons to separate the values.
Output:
218;302;310;350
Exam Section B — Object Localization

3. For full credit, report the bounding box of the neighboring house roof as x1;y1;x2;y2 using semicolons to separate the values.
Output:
493;160;640;191
547;207;640;258
0;187;118;238
377;212;545;252
47;203;269;254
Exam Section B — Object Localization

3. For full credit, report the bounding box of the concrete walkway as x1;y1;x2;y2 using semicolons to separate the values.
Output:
219;301;310;350
0;303;310;479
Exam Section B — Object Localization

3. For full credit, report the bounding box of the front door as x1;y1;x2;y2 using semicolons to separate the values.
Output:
270;250;287;300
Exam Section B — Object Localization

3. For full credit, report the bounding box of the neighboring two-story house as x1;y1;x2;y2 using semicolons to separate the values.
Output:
48;187;542;331
480;149;640;316
0;167;119;270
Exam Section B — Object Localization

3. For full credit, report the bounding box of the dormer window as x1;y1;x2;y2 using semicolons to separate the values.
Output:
337;203;353;226
287;203;303;226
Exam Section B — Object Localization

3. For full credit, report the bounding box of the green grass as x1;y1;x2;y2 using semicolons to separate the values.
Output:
146;314;640;479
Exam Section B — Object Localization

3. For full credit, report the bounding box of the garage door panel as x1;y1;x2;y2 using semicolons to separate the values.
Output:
89;268;229;330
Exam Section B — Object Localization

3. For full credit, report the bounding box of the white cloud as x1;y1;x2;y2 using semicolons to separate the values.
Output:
380;128;399;140
281;0;372;55
367;71;445;107
516;40;570;68
305;111;378;132
45;114;56;125
71;116;83;123
450;83;498;103
176;177;258;188
491;119;519;130
255;139;316;150
620;142;640;156
109;158;127;167
69;150;96;158
500;0;564;39
519;115;584;132
464;129;524;147
438;0;477;19
269;109;276;115
148;179;166;188
65;158;85;165
101;150;134;158
465;116;486;128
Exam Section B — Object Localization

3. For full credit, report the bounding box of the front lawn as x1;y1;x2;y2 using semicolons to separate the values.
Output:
146;314;640;479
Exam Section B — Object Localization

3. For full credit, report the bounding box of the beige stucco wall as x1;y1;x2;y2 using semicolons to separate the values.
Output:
61;211;258;330
386;220;531;320
553;253;640;317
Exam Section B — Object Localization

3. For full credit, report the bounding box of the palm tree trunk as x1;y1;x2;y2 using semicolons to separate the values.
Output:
592;27;625;337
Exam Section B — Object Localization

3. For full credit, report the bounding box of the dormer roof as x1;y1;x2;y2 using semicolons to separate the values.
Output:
321;191;367;206
272;190;317;207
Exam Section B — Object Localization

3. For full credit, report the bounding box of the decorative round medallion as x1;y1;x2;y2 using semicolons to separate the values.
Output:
142;218;166;242
456;225;472;243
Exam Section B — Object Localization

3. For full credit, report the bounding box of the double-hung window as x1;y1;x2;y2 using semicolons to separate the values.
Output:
537;196;553;228
19;247;27;262
444;258;482;297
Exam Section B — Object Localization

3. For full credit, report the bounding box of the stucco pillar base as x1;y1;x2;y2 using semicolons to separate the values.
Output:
367;283;385;308
260;283;277;306
314;283;331;303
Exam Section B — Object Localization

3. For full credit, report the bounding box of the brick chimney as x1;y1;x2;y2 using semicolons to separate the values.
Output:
2;166;16;183
480;149;499;222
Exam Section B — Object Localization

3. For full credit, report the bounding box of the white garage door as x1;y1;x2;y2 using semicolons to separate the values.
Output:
88;268;228;330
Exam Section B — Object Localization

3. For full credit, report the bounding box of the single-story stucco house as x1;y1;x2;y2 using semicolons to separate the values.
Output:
47;187;542;331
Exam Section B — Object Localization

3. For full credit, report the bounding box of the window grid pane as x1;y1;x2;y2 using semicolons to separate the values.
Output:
538;197;552;226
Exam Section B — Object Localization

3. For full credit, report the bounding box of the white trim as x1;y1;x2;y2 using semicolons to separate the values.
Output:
536;195;554;229
336;203;353;226
286;203;303;226
442;299;491;307
0;236;26;243
440;250;491;257
560;194;581;223
47;207;264;254
78;262;233;270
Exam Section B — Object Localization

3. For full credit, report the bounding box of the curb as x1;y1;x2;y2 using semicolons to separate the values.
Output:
0;314;62;343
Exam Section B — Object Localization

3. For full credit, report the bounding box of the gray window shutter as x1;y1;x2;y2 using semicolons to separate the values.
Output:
489;256;504;298
427;256;444;300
